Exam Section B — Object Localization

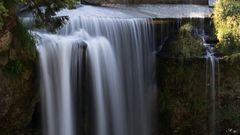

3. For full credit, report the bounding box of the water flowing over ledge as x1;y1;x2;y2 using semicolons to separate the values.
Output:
55;4;213;19
102;4;213;18
35;6;156;135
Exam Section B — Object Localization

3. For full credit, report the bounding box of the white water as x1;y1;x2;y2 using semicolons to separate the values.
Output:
36;5;155;135
208;0;216;7
201;29;219;135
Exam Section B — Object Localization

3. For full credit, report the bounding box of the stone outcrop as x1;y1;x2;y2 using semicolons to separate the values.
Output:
0;23;38;134
156;55;240;135
155;23;240;135
0;32;12;67
0;32;11;53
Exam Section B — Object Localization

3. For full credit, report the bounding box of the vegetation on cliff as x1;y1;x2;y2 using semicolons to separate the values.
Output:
157;56;240;135
0;0;78;134
0;2;8;30
214;0;240;55
0;0;79;32
164;23;205;58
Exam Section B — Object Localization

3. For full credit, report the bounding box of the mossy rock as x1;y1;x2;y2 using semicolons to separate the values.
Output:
0;21;39;135
218;55;240;134
156;55;240;134
156;57;209;135
0;32;11;53
163;23;205;58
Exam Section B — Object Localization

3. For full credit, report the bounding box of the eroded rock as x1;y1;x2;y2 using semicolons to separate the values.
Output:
0;32;12;53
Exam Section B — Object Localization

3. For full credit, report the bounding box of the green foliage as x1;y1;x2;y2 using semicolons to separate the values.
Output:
219;96;240;133
214;0;240;55
157;59;209;135
20;0;78;31
13;21;37;60
18;0;79;21
4;60;23;76
0;2;8;30
167;23;205;58
1;0;79;32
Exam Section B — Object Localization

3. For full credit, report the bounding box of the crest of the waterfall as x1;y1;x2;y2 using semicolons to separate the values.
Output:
36;6;155;135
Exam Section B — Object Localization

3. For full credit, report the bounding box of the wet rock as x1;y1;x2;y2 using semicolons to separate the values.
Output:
0;24;38;134
160;23;205;58
0;51;9;66
9;49;17;60
0;32;11;53
156;53;240;134
0;67;38;135
204;35;219;44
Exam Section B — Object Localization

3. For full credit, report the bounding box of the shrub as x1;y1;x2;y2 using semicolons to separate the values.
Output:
167;23;205;58
0;2;8;30
214;0;240;55
4;60;23;76
13;21;37;60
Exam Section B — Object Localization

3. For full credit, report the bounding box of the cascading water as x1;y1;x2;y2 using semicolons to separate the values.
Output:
35;5;155;135
204;41;219;135
200;28;219;135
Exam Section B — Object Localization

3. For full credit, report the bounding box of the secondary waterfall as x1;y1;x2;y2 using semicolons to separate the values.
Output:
201;27;219;135
35;5;155;135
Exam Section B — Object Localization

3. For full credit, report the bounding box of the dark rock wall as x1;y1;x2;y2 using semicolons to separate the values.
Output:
0;23;38;135
218;55;240;134
154;21;240;134
156;57;209;135
156;56;240;135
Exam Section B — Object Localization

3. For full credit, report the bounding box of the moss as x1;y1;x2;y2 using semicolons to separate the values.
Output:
214;0;240;55
223;53;240;64
13;21;37;60
0;20;38;78
156;58;209;135
165;23;205;58
219;56;240;134
0;2;8;31
156;56;240;134
3;60;23;77
0;19;38;135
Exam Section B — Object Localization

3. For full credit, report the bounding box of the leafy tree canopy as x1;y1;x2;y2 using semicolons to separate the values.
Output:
214;0;240;55
0;0;79;31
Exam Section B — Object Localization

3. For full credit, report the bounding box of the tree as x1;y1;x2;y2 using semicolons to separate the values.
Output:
0;0;79;32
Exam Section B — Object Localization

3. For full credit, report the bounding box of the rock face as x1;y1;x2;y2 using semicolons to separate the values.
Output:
155;23;240;135
0;24;38;135
0;65;38;134
0;32;12;67
219;54;240;134
156;56;240;135
160;23;205;58
84;0;208;4
156;57;209;135
0;32;11;53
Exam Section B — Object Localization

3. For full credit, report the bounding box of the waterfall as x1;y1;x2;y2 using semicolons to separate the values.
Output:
201;28;219;135
206;55;219;135
35;6;155;135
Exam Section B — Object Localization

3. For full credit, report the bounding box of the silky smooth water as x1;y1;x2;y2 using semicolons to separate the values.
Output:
201;28;219;135
36;5;155;135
